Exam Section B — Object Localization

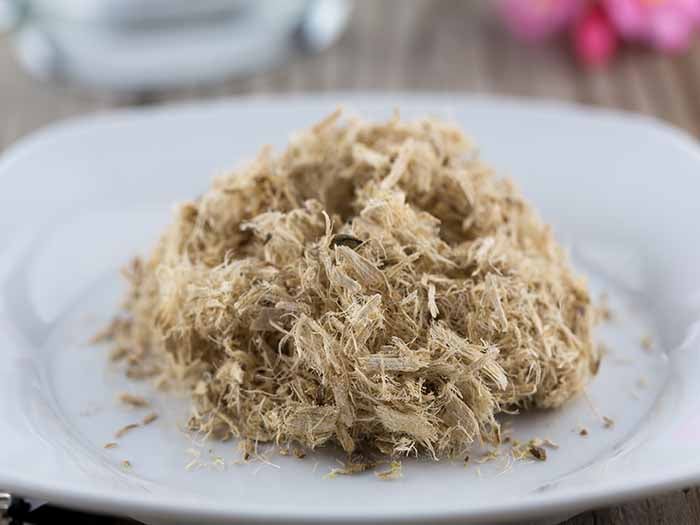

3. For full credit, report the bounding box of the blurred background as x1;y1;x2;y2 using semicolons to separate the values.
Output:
1;1;700;524
2;0;700;145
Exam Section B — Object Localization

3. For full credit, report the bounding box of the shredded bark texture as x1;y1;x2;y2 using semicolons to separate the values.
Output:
118;392;149;408
115;423;140;439
142;412;159;425
105;111;598;459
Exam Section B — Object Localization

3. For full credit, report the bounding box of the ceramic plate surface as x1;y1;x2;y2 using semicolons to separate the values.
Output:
1;94;700;525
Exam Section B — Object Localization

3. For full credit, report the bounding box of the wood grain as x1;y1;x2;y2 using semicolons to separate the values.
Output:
1;1;698;523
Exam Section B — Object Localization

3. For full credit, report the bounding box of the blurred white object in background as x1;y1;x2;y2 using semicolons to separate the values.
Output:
0;1;20;30
5;0;351;91
21;0;254;22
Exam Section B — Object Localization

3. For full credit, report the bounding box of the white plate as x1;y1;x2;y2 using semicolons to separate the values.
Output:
1;94;700;525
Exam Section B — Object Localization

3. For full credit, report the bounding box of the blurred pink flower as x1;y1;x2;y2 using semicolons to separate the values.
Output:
574;4;619;66
604;0;700;51
498;0;587;42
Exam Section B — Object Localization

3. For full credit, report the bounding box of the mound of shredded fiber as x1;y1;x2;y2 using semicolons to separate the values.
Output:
104;110;599;459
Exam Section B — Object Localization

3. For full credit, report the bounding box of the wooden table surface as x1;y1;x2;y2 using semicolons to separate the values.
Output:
2;1;699;524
